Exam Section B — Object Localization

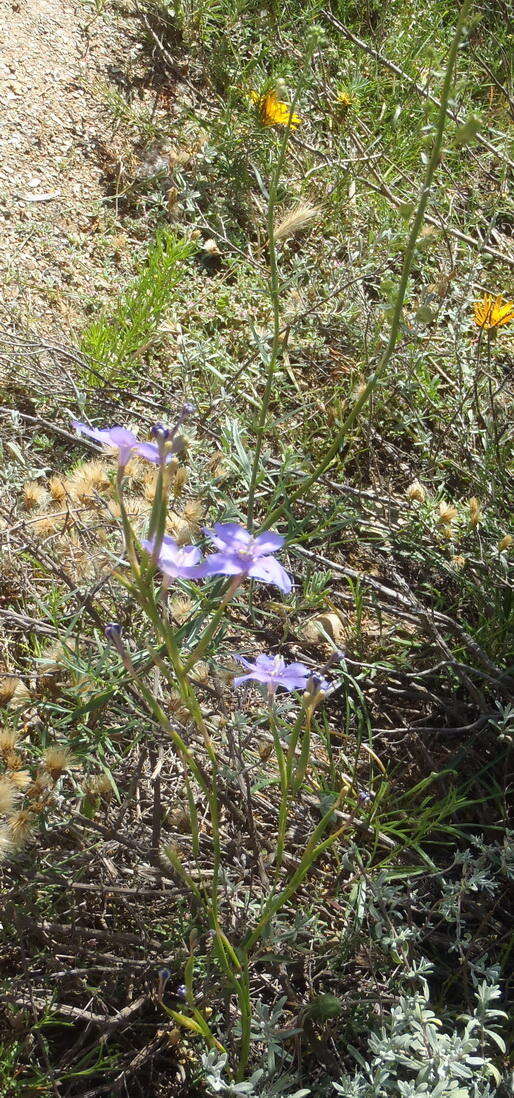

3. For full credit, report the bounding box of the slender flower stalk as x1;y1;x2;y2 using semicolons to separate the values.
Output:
246;41;317;531
259;0;474;536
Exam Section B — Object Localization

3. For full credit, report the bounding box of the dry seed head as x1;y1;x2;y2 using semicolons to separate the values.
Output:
167;514;191;545
440;524;454;540
7;679;31;711
142;469;159;502
8;769;31;792
0;826;14;862
192;661;210;685
105;499;122;522
48;475;67;503
182;500;204;531
274;201;321;243
499;534;513;552
43;745;74;780
0;727;19;754
82;460;111;492
468;497;482;527
0;676;19;706
31;512;66;538
124;495;150;524
124;457;147;484
22;481;49;511
8;809;34;845
172;466;188;497
4;751;23;771
437;501;458;525
406;479;426;503
0;776;18;815
452;555;466;569
91;773;113;798
169;692;190;723
170;596;194;625
26;773;51;800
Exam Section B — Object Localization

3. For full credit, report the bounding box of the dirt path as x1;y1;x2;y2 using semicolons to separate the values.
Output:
0;0;135;336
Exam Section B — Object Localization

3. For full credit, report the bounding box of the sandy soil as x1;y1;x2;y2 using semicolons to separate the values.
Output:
0;0;136;335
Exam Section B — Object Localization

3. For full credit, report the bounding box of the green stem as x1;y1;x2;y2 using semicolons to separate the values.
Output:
243;796;348;956
259;0;473;534
247;49;316;531
184;576;243;672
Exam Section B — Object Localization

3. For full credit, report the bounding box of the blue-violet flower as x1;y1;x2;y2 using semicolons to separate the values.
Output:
142;535;205;580
202;523;291;594
72;421;178;467
233;653;312;694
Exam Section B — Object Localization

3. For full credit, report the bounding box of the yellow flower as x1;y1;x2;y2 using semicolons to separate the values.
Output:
337;90;353;107
249;89;301;130
473;294;514;331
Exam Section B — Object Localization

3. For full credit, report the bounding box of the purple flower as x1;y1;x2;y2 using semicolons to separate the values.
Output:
202;523;292;594
233;653;312;694
71;421;178;467
142;535;205;580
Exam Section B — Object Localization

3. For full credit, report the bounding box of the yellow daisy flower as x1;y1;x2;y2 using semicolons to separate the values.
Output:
473;293;514;331
249;89;301;130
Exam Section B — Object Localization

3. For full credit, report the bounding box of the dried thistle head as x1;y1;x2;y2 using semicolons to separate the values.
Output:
172;466;188;498
437;501;458;526
48;475;67;503
169;692;190;724
192;661;210;686
8;769;31;792
26;772;52;801
0;677;31;711
4;751;23;771
66;463;109;503
452;555;467;569
142;469;159;503
274;201;321;243
124;457;148;485
85;773;113;800
0;677;19;707
0;826;14;862
0;727;19;755
439;524;454;541
166;513;191;546
406;479;426;503
169;596;194;625
8;809;34;845
105;499;122;523
182;500;204;534
0;776;18;815
499;534;513;552
123;495;150;525
22;481;49;511
468;497;482;527
32;511;66;538
43;745;74;780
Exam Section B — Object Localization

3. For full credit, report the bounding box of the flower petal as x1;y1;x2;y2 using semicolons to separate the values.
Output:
204;523;252;551
252;531;285;555
248;555;292;593
202;552;246;578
